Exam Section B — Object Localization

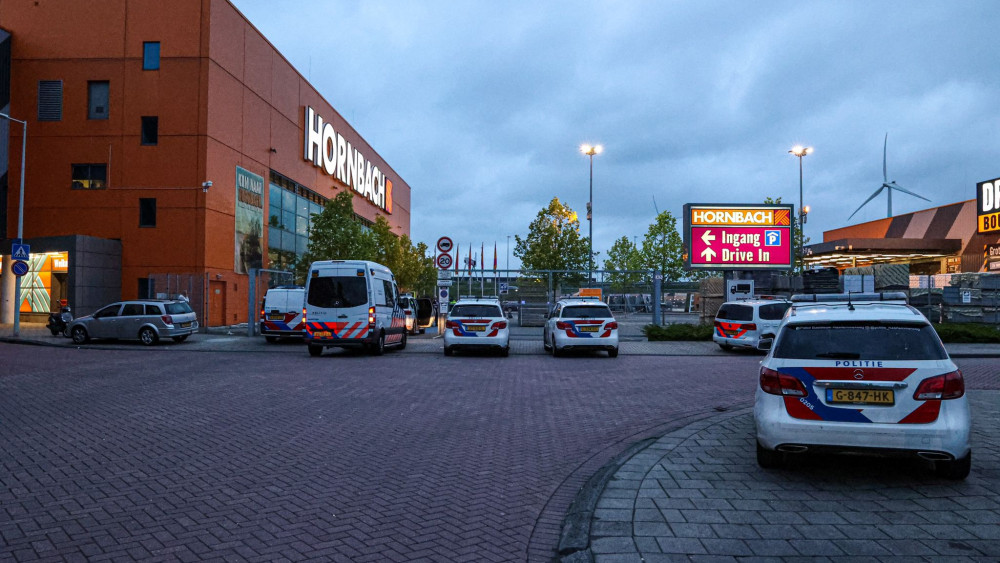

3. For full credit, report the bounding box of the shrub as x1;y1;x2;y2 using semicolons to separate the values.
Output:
932;323;1000;343
643;323;714;341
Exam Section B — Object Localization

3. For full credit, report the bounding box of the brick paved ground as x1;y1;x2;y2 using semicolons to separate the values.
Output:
1;333;997;562
0;344;768;562
578;387;1000;562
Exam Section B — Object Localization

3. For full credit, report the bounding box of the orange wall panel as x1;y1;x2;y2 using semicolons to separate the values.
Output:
242;28;273;103
270;55;300;124
205;63;245;152
208;0;245;80
824;218;892;242
3;1;128;60
241;90;272;162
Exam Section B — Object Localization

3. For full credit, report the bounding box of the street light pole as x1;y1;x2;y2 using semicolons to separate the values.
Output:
506;234;510;285
2;112;27;338
580;143;602;285
789;145;812;273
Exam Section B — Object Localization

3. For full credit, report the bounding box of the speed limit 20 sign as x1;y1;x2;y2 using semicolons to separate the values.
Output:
436;253;453;270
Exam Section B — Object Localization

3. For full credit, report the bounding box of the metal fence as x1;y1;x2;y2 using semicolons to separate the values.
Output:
146;273;206;329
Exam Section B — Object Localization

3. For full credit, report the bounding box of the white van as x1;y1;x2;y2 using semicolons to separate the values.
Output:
259;286;305;342
303;260;407;356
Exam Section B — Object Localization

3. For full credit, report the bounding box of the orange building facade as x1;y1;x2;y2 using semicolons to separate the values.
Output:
0;0;411;326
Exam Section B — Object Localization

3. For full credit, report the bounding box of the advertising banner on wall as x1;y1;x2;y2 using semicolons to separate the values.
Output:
683;203;795;271
235;166;264;275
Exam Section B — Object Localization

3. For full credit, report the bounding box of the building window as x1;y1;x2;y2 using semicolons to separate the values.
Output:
141;116;158;145
142;42;160;70
88;81;109;120
139;198;156;227
37;80;63;121
71;164;107;190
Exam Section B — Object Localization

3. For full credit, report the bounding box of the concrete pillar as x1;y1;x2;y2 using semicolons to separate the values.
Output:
1;255;15;323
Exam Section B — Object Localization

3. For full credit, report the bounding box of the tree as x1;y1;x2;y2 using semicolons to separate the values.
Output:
640;210;685;281
294;190;376;281
602;236;644;290
514;198;590;285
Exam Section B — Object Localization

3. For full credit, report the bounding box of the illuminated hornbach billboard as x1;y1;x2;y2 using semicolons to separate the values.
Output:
977;177;1000;234
683;203;795;271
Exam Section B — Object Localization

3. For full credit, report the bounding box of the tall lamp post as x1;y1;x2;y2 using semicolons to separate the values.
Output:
506;234;511;286
580;143;602;284
2;112;27;338
788;145;812;272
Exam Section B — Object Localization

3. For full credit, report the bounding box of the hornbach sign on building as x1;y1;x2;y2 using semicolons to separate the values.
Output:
683;203;794;271
977;177;1000;234
303;106;393;214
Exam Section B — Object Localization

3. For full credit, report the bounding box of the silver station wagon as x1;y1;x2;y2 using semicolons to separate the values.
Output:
68;299;199;345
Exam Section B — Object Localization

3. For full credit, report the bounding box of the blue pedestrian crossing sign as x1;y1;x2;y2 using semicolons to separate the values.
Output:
11;242;29;261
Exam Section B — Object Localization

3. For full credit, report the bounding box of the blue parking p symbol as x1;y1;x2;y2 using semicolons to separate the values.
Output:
765;230;780;247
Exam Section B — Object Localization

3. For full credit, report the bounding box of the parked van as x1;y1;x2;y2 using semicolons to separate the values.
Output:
303;260;407;356
259;286;305;342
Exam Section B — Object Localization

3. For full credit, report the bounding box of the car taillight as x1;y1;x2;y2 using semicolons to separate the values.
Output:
161;315;173;325
556;321;571;330
494;321;507;329
759;367;807;397
743;323;757;331
606;321;618;330
368;306;376;326
404;309;413;315
913;370;965;400
446;320;459;329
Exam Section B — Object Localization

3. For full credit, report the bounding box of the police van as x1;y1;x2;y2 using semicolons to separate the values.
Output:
259;286;305;342
303;260;407;356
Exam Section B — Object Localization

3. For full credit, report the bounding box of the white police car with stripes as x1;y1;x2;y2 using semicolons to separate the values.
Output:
754;293;971;479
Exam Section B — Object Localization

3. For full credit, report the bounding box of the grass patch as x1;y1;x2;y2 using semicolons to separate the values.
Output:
643;323;714;341
933;323;1000;343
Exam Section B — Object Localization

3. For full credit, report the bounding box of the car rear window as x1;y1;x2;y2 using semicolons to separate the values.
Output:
165;302;194;314
308;276;368;308
450;304;502;318
773;322;948;360
758;302;791;320
562;305;613;319
716;304;753;322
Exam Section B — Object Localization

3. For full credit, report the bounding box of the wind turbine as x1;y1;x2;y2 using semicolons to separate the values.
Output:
848;133;930;221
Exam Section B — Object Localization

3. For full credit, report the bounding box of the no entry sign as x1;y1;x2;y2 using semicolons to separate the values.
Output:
683;203;794;270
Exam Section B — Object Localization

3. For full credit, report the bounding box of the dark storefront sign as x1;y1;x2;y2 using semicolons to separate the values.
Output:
986;243;1000;272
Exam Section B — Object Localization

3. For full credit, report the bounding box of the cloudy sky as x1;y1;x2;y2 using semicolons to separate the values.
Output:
233;0;1000;269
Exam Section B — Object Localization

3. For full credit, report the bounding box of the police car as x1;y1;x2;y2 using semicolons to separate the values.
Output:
713;299;791;352
754;292;971;479
543;298;619;358
443;297;510;356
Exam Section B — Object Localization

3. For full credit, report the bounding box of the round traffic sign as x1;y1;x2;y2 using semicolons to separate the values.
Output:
437;236;454;253
11;260;29;276
436;253;453;270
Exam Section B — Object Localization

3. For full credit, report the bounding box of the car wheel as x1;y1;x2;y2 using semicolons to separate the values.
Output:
71;326;89;344
935;451;971;480
398;332;407;350
500;347;509;357
608;347;619;358
139;327;158;346
265;336;278;343
719;343;733;351
172;335;189;343
756;440;784;469
371;331;386;356
543;333;551;351
419;328;426;334
62;327;70;338
444;346;453;357
552;336;563;357
308;344;323;357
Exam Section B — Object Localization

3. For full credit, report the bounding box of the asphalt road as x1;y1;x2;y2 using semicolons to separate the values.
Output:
1;344;997;562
